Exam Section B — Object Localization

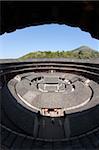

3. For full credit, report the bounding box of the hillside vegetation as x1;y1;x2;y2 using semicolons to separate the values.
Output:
19;46;99;60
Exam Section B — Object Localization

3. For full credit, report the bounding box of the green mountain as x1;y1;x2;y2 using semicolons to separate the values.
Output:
19;46;99;60
71;46;99;59
72;46;95;52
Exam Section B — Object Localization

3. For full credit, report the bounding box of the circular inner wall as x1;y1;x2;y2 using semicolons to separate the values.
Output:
8;72;93;117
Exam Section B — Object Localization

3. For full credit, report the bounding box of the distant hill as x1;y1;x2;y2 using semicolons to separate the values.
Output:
70;46;99;59
72;46;95;52
19;46;99;60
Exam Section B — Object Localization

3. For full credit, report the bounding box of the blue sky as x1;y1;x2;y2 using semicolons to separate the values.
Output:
0;24;99;59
